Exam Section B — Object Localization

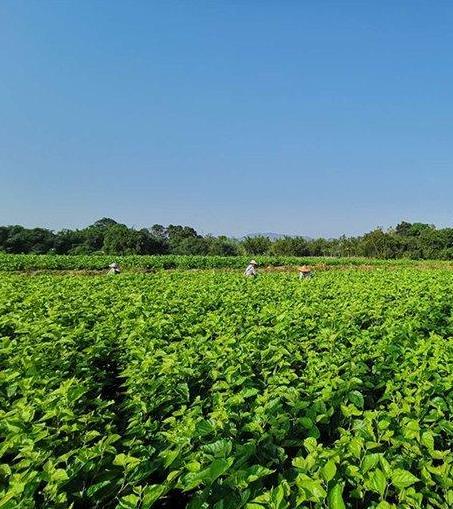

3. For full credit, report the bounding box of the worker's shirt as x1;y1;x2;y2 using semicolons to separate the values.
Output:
244;265;257;276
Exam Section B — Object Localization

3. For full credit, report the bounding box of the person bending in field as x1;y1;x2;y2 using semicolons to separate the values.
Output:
107;262;121;275
244;260;258;277
298;265;312;279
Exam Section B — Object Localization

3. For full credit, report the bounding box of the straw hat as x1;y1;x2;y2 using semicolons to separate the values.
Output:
298;265;310;273
250;260;258;265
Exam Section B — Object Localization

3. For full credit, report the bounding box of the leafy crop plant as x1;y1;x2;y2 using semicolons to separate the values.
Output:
0;269;451;508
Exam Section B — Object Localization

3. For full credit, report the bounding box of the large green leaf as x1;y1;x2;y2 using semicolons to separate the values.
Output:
375;502;394;509
243;465;274;483
421;431;435;451
142;484;167;508
327;483;346;509
362;453;380;474
201;439;232;458
391;469;419;489
366;468;387;497
348;390;364;409
117;494;139;509
321;460;337;482
182;458;234;491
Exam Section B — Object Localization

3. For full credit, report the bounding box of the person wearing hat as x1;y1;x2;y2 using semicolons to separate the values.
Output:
298;265;312;280
107;262;121;275
244;260;258;277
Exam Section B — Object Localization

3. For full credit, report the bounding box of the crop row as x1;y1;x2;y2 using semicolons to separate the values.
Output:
0;270;452;508
0;253;450;272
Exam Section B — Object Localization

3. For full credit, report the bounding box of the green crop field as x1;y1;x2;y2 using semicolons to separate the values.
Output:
0;267;452;508
1;253;453;272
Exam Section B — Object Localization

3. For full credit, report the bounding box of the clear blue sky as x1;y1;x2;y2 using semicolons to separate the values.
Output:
1;1;452;237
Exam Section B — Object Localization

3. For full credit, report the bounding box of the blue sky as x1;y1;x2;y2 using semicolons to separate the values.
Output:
1;1;452;237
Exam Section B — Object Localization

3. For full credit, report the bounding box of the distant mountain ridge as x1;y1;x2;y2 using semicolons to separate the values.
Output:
242;232;312;240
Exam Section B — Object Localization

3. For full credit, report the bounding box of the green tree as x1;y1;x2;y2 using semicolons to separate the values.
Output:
271;236;309;256
4;226;54;254
93;217;118;229
395;221;435;237
306;238;331;256
0;226;10;251
172;236;209;255
241;236;271;255
54;229;86;254
103;225;140;255
205;236;239;256
360;229;401;258
166;225;201;253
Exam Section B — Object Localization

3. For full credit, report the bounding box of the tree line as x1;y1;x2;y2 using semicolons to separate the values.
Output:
1;218;453;259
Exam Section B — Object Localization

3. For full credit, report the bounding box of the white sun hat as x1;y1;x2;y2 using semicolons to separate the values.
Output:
109;263;118;268
250;260;258;265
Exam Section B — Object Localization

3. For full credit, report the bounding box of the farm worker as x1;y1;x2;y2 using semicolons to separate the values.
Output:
108;262;121;275
298;265;312;280
244;260;258;277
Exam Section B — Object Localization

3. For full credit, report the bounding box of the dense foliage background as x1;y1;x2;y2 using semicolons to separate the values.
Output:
1;219;453;259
